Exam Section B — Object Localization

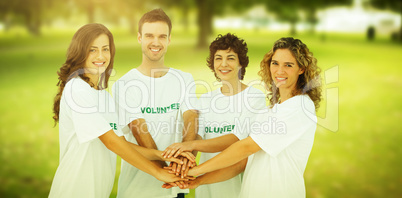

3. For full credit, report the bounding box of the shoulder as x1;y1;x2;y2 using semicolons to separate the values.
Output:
285;95;315;110
243;86;266;97
65;77;92;93
275;95;316;121
200;88;220;99
115;69;138;82
168;68;194;80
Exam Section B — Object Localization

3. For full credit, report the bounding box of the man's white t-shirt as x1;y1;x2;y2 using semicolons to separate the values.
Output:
196;86;266;198
240;95;317;198
49;77;123;198
112;68;198;198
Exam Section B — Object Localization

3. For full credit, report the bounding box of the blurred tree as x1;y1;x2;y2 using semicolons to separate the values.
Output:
115;0;147;34
157;0;195;32
370;0;402;42
194;0;259;48
0;0;52;36
259;0;351;35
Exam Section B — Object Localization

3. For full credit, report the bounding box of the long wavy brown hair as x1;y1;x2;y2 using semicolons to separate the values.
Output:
259;37;322;110
52;23;115;124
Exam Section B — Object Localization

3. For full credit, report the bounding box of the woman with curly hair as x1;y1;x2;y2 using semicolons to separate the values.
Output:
187;37;322;197
48;23;192;198
161;33;266;197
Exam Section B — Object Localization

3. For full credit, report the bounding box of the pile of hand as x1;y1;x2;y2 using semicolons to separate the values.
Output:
160;143;201;189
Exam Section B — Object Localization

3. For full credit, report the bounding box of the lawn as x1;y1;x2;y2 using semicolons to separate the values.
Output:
0;27;401;198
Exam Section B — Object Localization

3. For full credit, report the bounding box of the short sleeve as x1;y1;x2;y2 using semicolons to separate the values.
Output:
181;74;199;113
112;78;144;127
250;96;317;157
232;88;268;140
64;80;112;143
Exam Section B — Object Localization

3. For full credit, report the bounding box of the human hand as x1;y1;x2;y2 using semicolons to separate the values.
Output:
162;141;195;158
155;168;188;183
187;165;202;177
179;155;196;178
162;176;197;189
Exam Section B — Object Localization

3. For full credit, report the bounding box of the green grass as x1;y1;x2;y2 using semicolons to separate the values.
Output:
0;28;402;198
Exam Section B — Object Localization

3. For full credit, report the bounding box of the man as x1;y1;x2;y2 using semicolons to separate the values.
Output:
112;8;199;198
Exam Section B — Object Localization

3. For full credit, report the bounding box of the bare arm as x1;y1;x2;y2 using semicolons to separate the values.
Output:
98;130;183;183
162;134;239;158
129;118;166;167
122;136;195;163
188;136;261;177
182;109;199;142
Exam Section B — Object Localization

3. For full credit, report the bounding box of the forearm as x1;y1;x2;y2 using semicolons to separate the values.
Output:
182;109;199;142
100;131;159;177
126;140;161;161
195;137;260;175
129;119;166;166
197;158;247;185
129;118;158;149
192;134;239;153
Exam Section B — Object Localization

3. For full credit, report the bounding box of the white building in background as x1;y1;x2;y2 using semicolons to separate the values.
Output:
213;0;400;36
316;0;401;35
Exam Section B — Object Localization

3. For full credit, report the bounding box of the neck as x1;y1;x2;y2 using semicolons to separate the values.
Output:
220;80;246;96
278;87;299;103
87;73;100;89
137;58;168;78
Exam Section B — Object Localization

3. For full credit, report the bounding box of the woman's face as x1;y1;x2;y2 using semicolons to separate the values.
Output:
213;49;242;82
270;48;304;91
84;34;111;76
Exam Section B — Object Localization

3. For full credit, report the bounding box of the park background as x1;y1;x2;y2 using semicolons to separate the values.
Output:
0;0;401;197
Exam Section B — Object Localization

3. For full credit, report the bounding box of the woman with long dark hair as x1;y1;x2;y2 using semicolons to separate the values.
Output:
49;23;192;198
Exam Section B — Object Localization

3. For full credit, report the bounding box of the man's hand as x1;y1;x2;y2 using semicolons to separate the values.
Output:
162;141;195;158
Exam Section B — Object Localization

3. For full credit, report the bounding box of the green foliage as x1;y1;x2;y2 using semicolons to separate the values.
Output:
0;28;402;198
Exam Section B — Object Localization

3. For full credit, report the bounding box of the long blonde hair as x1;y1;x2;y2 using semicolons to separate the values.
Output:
259;37;322;110
52;23;115;124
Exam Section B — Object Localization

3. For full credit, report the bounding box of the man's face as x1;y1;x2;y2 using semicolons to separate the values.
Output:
138;21;171;63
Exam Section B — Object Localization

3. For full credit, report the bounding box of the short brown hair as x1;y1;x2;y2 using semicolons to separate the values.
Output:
206;33;249;81
138;8;172;35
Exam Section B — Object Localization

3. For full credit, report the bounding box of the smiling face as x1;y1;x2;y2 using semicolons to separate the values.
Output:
84;34;110;78
213;49;242;82
270;48;304;91
138;21;171;63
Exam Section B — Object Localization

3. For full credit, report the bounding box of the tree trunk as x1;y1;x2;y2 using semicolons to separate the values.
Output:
182;6;189;32
87;5;95;23
290;21;296;35
128;12;137;34
24;10;41;36
196;0;212;48
400;5;402;42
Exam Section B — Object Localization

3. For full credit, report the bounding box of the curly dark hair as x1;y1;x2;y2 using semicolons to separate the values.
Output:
52;23;115;124
207;33;249;81
259;37;322;110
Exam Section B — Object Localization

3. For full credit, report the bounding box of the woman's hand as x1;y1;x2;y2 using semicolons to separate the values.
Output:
162;141;195;158
162;176;197;189
155;168;187;183
156;150;196;164
187;165;202;177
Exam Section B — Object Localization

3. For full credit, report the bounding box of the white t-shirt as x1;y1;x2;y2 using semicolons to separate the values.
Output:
112;68;198;198
239;95;317;198
196;86;266;198
49;77;123;198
